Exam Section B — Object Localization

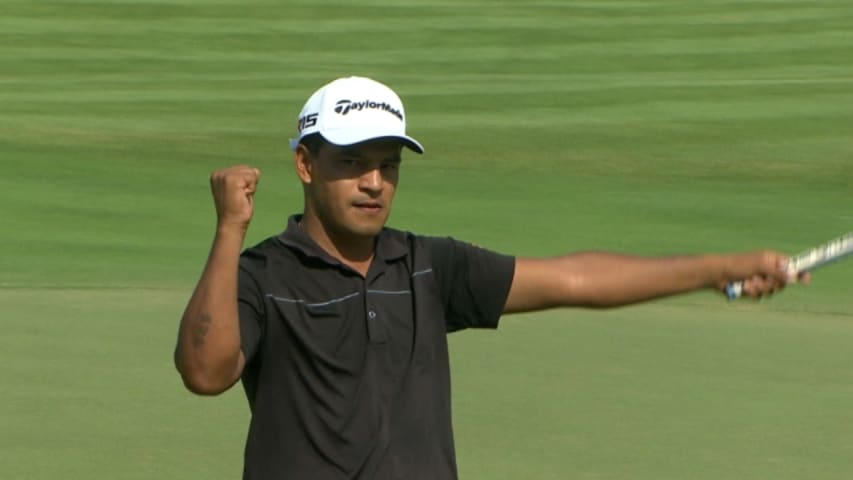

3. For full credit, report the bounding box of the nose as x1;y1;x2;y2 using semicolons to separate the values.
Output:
358;167;383;194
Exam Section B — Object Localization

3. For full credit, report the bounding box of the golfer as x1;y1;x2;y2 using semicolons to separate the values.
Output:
175;76;801;479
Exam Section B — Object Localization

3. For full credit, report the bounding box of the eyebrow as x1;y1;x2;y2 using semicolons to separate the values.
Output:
338;147;366;158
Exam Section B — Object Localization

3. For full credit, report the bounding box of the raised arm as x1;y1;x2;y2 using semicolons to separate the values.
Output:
504;251;798;313
174;166;260;395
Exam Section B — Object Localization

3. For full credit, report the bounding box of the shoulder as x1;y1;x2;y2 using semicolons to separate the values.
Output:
395;229;515;270
381;227;462;258
240;235;286;271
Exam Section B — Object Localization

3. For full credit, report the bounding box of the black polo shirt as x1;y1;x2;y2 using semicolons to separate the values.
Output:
237;215;515;479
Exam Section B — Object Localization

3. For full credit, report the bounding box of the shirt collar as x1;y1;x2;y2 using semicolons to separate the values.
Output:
276;215;408;267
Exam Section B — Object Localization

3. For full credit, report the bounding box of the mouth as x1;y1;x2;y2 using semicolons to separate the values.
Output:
353;201;384;214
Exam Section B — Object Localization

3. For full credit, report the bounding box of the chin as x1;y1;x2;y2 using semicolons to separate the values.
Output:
351;222;386;238
326;216;382;239
348;212;389;236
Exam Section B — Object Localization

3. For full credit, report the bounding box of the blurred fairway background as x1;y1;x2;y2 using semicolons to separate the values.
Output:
2;0;852;478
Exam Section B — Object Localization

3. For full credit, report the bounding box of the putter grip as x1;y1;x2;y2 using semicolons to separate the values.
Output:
725;233;853;300
725;282;744;300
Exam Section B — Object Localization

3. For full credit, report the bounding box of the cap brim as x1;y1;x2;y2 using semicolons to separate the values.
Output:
397;136;425;154
290;134;424;154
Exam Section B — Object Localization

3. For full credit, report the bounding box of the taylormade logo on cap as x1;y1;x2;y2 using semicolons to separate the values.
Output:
333;99;404;121
289;76;424;154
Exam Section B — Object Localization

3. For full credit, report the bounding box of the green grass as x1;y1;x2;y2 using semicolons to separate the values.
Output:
0;288;248;479
2;0;852;478
453;305;853;480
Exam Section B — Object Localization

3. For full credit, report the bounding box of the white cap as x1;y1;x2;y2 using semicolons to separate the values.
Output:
289;76;424;154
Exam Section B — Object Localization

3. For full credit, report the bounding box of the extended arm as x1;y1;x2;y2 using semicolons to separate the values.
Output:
174;166;260;395
504;251;795;313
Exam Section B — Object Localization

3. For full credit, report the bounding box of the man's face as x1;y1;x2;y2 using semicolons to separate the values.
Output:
302;138;403;240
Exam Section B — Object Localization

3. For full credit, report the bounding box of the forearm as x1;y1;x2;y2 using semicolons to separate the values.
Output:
505;250;785;312
175;226;245;394
556;252;726;307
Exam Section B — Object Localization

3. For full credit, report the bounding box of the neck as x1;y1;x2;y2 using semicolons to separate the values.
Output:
298;213;376;275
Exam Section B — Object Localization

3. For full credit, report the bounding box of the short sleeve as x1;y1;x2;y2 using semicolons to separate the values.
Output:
238;253;265;363
425;237;516;332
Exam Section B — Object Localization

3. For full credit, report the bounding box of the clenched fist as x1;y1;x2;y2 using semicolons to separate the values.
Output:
210;165;261;231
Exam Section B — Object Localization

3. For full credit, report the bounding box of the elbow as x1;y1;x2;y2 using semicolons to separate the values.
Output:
561;273;625;309
177;366;235;396
174;352;238;396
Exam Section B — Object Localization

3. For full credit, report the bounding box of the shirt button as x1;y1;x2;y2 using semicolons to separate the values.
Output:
368;310;377;319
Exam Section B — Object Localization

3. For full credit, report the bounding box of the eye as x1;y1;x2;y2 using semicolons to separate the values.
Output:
381;158;401;170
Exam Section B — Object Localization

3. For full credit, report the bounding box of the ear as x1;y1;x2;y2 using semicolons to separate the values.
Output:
294;144;314;184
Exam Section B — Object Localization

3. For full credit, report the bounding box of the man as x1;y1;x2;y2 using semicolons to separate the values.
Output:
175;76;803;479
